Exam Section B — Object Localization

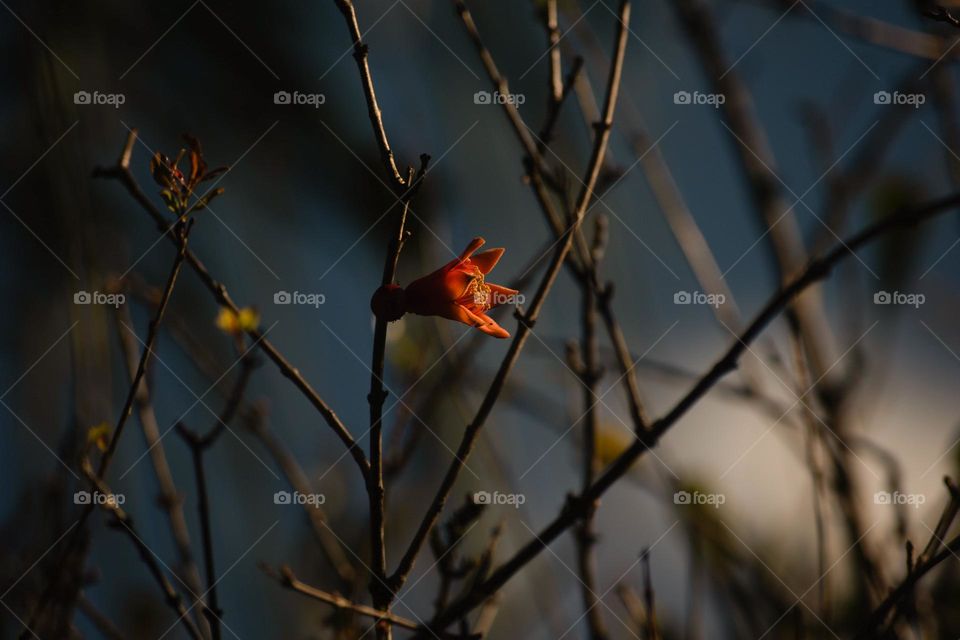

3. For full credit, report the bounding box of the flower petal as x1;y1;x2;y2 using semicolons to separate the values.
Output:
444;268;477;299
461;306;511;339
476;318;510;338
445;303;484;327
469;248;505;274
488;283;518;296
457;237;486;263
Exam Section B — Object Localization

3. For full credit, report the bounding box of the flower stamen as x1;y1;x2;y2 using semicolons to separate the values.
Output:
467;267;492;310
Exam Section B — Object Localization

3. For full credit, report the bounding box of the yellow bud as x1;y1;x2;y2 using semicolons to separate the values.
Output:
216;307;259;336
87;422;111;452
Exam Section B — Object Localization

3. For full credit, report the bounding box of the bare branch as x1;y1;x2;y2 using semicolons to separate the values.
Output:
367;161;425;635
389;0;632;596
81;461;204;640
261;564;477;639
855;477;960;637
573;216;609;640
22;217;195;636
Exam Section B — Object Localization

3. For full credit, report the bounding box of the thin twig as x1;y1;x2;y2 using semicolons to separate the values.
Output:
173;346;257;640
261;564;476;639
537;0;586;154
176;422;222;640
918;477;960;566
640;549;659;640
790;329;830;619
470;594;501;638
855;477;960;638
332;0;409;193
173;357;253;640
539;56;585;154
99;219;193;477
573;216;609;640
615;584;646;637
545;0;562;103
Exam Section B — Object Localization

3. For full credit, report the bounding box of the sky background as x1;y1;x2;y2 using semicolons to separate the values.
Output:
2;0;960;638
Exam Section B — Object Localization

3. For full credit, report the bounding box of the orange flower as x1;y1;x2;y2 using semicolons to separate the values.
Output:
371;237;519;338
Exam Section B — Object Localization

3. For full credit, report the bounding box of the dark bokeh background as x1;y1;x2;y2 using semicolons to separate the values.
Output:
3;1;960;638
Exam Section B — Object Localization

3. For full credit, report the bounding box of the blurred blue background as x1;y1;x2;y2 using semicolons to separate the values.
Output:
2;0;960;638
